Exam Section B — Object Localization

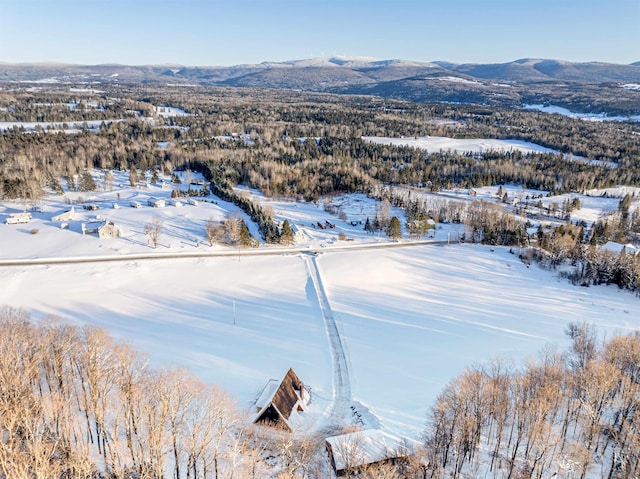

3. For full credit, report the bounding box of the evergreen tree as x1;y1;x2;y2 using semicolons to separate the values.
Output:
387;216;402;239
48;177;64;195
66;176;76;192
239;221;252;247
128;168;139;187
364;217;373;234
280;219;294;244
373;215;381;232
78;171;96;192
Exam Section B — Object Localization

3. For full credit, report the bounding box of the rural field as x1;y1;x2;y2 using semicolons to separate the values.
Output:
2;229;639;439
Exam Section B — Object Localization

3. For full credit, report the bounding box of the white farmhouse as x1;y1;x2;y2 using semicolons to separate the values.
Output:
147;198;165;208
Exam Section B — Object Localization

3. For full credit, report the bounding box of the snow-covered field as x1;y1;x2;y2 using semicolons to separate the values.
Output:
362;135;560;155
0;119;121;133
523;104;640;122
2;172;640;439
154;106;191;117
2;244;639;439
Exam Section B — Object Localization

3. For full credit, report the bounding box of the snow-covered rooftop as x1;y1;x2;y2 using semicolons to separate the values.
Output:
602;241;639;256
326;429;413;472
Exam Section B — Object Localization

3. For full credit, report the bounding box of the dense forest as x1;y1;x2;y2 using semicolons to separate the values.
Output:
2;85;640;203
1;84;640;288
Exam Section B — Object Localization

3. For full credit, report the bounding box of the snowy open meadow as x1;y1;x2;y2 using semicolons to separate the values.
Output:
2;169;640;440
2;241;640;439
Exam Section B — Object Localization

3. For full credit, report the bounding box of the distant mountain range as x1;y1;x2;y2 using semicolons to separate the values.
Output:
2;57;640;114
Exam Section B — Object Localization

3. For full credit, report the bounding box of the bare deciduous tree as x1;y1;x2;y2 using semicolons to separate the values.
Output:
145;217;163;248
206;218;224;246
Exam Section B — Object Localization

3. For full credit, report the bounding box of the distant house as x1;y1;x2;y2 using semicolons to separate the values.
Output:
325;429;413;476
147;197;165;208
51;207;75;222
5;212;32;224
253;368;309;432
82;220;120;238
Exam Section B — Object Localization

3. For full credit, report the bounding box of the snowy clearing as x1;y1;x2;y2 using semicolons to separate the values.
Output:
2;170;640;439
523;104;640;122
2;244;639;439
0;119;121;132
362;135;560;155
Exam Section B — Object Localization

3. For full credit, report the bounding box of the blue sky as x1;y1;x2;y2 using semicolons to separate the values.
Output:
1;0;638;65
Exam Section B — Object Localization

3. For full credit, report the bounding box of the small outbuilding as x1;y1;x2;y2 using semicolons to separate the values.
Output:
82;220;120;238
253;368;309;432
325;429;413;476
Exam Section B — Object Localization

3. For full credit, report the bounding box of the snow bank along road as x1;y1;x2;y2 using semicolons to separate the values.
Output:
0;239;454;267
304;254;353;431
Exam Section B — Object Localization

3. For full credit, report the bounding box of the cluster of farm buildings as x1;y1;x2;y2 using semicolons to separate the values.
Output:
252;368;414;476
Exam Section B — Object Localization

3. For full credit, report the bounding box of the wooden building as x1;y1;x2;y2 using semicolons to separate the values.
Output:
253;368;309;431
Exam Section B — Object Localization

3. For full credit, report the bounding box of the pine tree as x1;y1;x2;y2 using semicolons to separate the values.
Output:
364;217;373;234
240;221;252;247
387;216;402;240
78;171;96;192
128;168;139;187
280;219;294;245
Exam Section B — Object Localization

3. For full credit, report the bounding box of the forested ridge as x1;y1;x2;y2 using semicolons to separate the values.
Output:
425;324;640;479
2;84;640;283
2;86;640;200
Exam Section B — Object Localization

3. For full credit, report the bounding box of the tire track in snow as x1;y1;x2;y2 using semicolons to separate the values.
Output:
304;254;352;430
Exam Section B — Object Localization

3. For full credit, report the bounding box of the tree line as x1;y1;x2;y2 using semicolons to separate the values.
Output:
423;324;640;479
4;306;639;478
0;306;344;478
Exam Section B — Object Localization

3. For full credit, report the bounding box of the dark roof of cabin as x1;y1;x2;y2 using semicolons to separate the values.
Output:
272;368;304;420
253;368;307;430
